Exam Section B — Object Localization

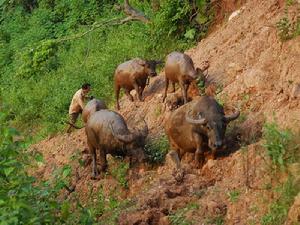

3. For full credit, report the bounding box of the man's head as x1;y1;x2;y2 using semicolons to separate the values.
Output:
82;83;91;94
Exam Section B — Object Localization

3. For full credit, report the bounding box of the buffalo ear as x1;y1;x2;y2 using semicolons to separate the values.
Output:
137;60;146;67
155;60;163;65
224;111;240;123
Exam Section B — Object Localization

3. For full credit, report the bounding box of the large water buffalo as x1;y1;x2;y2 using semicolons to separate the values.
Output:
165;96;240;168
85;109;148;178
114;58;162;110
163;52;208;104
82;99;107;124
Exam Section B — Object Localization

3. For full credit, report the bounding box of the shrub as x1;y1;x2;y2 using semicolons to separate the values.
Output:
261;177;299;225
144;135;169;164
262;122;297;170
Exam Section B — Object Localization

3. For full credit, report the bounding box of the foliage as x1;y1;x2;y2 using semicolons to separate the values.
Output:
262;122;298;170
111;161;129;188
169;202;199;225
0;112;62;224
0;0;213;139
227;190;240;203
261;177;299;225
144;135;169;164
276;1;300;41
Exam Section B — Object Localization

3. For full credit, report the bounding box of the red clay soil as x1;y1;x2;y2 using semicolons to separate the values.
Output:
31;0;300;224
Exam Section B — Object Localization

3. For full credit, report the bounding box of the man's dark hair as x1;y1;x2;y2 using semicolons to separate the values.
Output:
82;83;91;90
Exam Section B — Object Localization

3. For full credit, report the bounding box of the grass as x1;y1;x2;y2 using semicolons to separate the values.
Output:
260;121;300;224
111;161;129;189
169;202;199;225
144;135;169;164
261;177;299;225
227;190;240;203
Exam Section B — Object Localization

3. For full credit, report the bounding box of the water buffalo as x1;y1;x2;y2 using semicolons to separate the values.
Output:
114;58;162;110
163;52;208;104
165;96;240;168
82;99;107;124
85;109;148;178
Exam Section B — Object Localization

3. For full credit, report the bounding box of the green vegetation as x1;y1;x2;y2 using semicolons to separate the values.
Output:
261;177;298;225
227;190;240;203
0;111;134;224
144;134;169;164
276;0;300;41
0;112;63;223
262;122;298;170
0;0;214;139
111;161;129;188
204;216;224;225
169;202;199;225
261;122;300;224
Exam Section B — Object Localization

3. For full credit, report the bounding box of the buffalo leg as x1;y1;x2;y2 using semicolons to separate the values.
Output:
133;82;142;101
138;84;146;101
163;77;169;102
193;134;204;168
88;143;98;179
99;148;107;172
124;89;134;102
172;82;176;93
115;84;121;110
211;149;217;160
179;82;188;104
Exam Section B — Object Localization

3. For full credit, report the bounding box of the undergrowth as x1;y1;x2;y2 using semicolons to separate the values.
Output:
276;0;300;41
169;202;199;225
0;0;214;139
261;177;299;225
261;121;300;224
144;135;169;164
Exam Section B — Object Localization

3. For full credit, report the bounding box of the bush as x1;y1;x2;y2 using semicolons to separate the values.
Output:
261;177;299;225
144;135;169;164
0;112;62;224
262;122;297;170
0;0;213;139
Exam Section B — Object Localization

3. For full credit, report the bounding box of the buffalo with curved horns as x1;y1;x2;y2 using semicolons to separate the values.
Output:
85;109;148;178
165;96;240;168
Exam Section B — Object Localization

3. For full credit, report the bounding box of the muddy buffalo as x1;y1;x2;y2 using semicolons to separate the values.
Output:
82;99;107;124
163;52;206;104
165;96;240;167
85;109;148;178
114;58;162;110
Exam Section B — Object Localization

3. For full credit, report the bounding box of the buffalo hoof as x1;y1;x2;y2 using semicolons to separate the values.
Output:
91;173;99;180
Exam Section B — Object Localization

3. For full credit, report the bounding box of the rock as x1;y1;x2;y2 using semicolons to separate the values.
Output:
291;83;300;99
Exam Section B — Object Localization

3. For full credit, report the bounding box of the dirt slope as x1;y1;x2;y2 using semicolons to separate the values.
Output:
31;0;300;224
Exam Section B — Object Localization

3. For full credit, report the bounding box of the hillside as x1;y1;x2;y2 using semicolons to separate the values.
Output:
29;0;300;224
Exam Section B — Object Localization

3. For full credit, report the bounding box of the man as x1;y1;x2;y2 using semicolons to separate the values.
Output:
67;83;92;133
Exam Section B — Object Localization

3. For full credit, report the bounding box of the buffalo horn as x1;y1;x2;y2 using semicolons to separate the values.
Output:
185;110;207;125
109;122;135;143
224;110;240;123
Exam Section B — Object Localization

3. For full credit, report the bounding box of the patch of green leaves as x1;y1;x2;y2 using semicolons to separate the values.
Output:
261;177;299;225
111;161;129;188
262;122;297;170
144;135;169;164
169;202;199;225
227;190;240;203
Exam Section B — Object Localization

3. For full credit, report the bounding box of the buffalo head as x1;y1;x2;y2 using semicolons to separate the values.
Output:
186;109;240;150
110;119;149;162
142;60;163;77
